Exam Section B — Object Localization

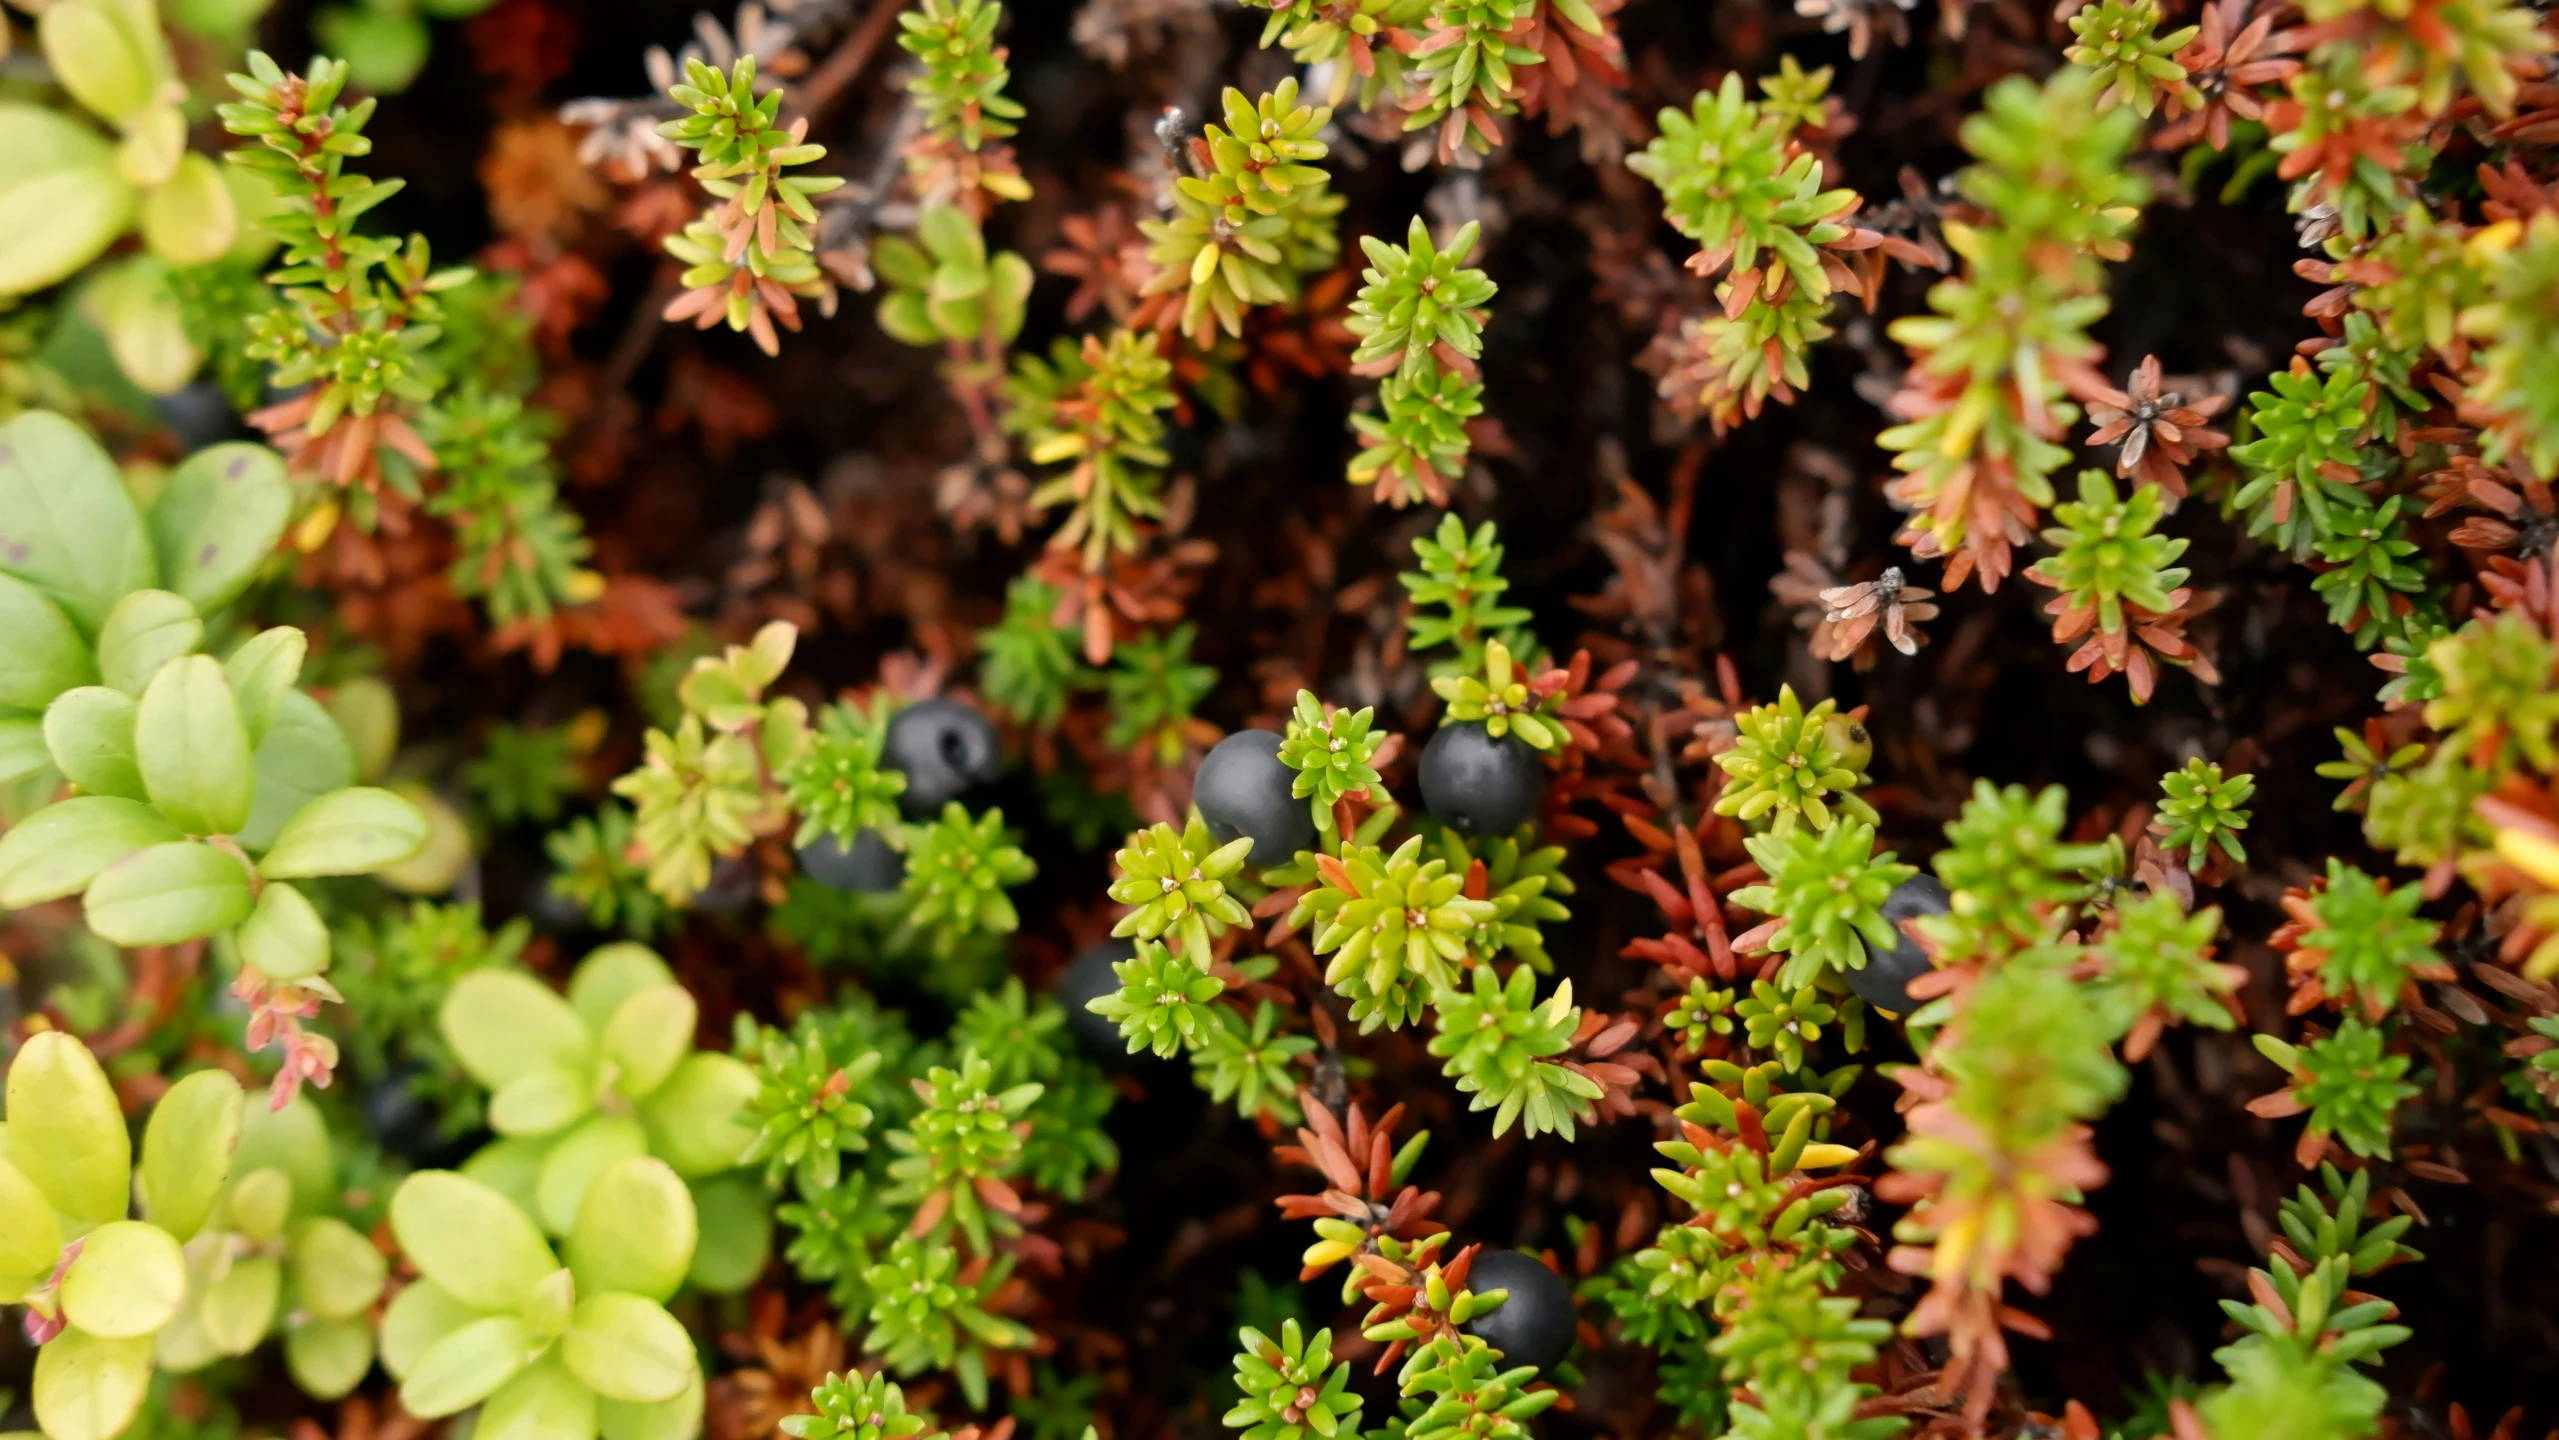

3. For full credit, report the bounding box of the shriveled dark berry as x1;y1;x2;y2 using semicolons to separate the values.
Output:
1459;1249;1575;1373
1851;872;1951;1015
1419;722;1544;836
884;698;1002;818
798;828;905;893
694;854;760;915
1194;729;1314;865
1057;937;1138;1060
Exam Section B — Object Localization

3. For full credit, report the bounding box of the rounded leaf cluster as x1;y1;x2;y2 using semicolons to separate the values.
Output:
897;0;1026;151
1425;968;1599;1139
1086;939;1228;1057
1346;218;1498;380
1710;686;1877;833
898;802;1037;953
1106;816;1256;964
1728;820;1915;988
1225;1319;1363;1440
1307;834;1498;1031
784;699;908;849
436;944;762;1248
1278;690;1386;835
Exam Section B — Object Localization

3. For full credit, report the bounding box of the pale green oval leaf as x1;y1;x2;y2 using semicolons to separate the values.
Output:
153;1301;220;1375
0;1154;64;1288
534;1116;647;1240
31;1327;154;1440
597;1365;703;1440
560;1293;694;1404
135;654;252;836
198;1252;281;1355
389;1170;559;1313
378;1277;479;1381
290;1215;388;1320
441;969;593;1092
4;1030;130;1228
491;1068;596;1141
284;1315;376;1400
221;628;305;749
479;1356;602;1440
602;987;695;1103
375;782;470;895
460;1134;551;1222
138;152;238;269
82;256;199;397
683;1173;769;1297
0;572;95;711
565;944;675;1033
222;1168;292;1245
401;1314;536;1420
0;795;179;906
238;690;354;851
83;840;251;946
137;1066;243;1243
149;443;290;615
236;880;328;982
43;686;143;801
0;409;154;635
323;677;398;784
38;4;158;123
0;109;136;298
0;716;50;788
566;1157;696;1305
634;1053;756;1178
232;1092;332;1216
94;589;200;696
60;1219;187;1339
256;785;428;878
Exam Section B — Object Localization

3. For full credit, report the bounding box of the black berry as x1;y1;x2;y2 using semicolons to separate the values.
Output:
1460;1249;1575;1373
1851;872;1951;1015
525;864;598;937
1057;938;1138;1059
799;828;906;893
365;1064;478;1168
1419;722;1544;836
694;854;760;915
885;698;1002;818
1194;729;1315;865
156;382;240;453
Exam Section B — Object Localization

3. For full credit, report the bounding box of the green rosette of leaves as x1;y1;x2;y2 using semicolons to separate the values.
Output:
438;942;769;1293
154;1096;389;1400
379;1163;706;1440
3;1033;246;1440
0;411;429;968
873;205;1033;350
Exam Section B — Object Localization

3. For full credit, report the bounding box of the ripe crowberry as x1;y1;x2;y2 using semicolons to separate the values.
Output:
365;1064;477;1168
1057;938;1139;1059
1194;729;1314;865
798;828;905;893
1851;872;1950;1015
1459;1249;1575;1372
1419;722;1543;836
884;698;1002;817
